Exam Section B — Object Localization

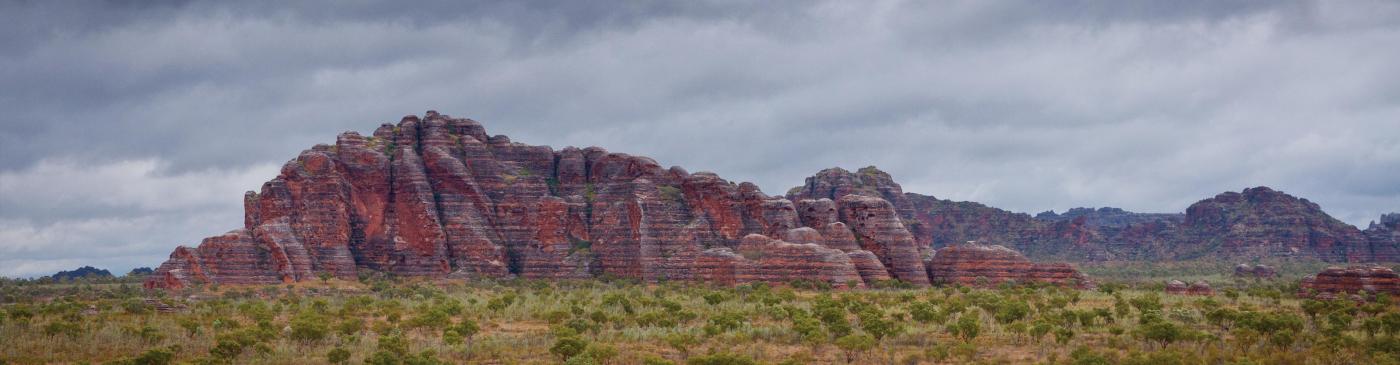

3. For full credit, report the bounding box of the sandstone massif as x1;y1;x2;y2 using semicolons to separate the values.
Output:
148;112;1084;289
147;112;1396;289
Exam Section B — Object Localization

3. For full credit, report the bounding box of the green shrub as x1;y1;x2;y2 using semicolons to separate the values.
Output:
834;333;876;363
289;311;330;342
687;352;759;365
551;336;589;360
327;348;351;364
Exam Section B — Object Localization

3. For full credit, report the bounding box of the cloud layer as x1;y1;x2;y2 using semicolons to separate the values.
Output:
2;0;1398;277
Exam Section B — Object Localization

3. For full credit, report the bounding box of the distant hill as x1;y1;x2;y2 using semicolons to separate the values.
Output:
50;266;113;281
126;267;154;276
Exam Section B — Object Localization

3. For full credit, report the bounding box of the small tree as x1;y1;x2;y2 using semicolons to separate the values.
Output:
1030;322;1052;343
551;336;589;361
949;313;981;342
1138;321;1182;349
834;333;876;363
665;332;701;359
1054;327;1075;346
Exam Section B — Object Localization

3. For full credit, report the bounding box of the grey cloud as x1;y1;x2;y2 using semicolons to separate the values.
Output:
2;0;1399;276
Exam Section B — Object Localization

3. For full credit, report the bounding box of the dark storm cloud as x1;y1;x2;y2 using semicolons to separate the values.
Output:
2;0;1398;277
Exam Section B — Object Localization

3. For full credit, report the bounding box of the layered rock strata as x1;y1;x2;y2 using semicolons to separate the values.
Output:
156;112;1075;289
147;111;1388;290
1299;266;1400;300
923;243;1092;288
793;167;1395;263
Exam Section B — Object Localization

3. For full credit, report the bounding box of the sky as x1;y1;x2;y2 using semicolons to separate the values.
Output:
2;0;1398;278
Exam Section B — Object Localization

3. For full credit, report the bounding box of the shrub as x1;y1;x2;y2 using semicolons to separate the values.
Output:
337;317;364;336
665;332;701;359
551;336;589;360
703;312;746;336
107;346;176;365
327;347;351;364
44;320;82;338
289;311;330;342
948;313;981;342
686;352;759;365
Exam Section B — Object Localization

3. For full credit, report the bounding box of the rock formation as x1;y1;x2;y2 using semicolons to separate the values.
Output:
1365;214;1400;258
923;243;1092;288
146;111;1392;289
1177;187;1380;261
1234;264;1277;279
1299;266;1400;300
1187;280;1214;296
152;112;1015;289
1165;280;1188;295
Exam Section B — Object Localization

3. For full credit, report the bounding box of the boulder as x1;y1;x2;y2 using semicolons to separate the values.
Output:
924;243;1092;288
1165;280;1188;295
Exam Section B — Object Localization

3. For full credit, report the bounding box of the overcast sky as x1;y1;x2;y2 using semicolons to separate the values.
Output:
2;1;1398;278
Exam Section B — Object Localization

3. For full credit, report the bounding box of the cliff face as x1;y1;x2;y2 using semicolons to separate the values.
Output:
146;111;1390;289
149;112;1088;289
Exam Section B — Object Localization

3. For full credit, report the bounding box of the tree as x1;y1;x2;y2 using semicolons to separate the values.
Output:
1138;321;1183;348
949;313;981;342
551;336;589;361
1030;322;1052;343
665;332;701;359
995;301;1030;324
909;302;938;323
834;333;876;363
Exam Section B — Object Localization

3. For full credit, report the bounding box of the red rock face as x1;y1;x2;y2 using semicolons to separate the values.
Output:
147;111;1379;290
1299;266;1400;299
924;244;1091;288
146;112;921;289
837;195;930;286
1165;280;1188;295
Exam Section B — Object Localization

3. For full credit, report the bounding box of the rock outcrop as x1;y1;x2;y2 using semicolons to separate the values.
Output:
1187;280;1214;296
1165;280;1188;295
1365;214;1400;258
150;112;960;289
146;111;1391;290
923;243;1091;288
1234;264;1278;279
1166;280;1213;296
1299;266;1400;300
1177;187;1380;261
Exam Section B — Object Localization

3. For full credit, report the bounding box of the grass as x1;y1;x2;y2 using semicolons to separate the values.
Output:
2;266;1399;364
